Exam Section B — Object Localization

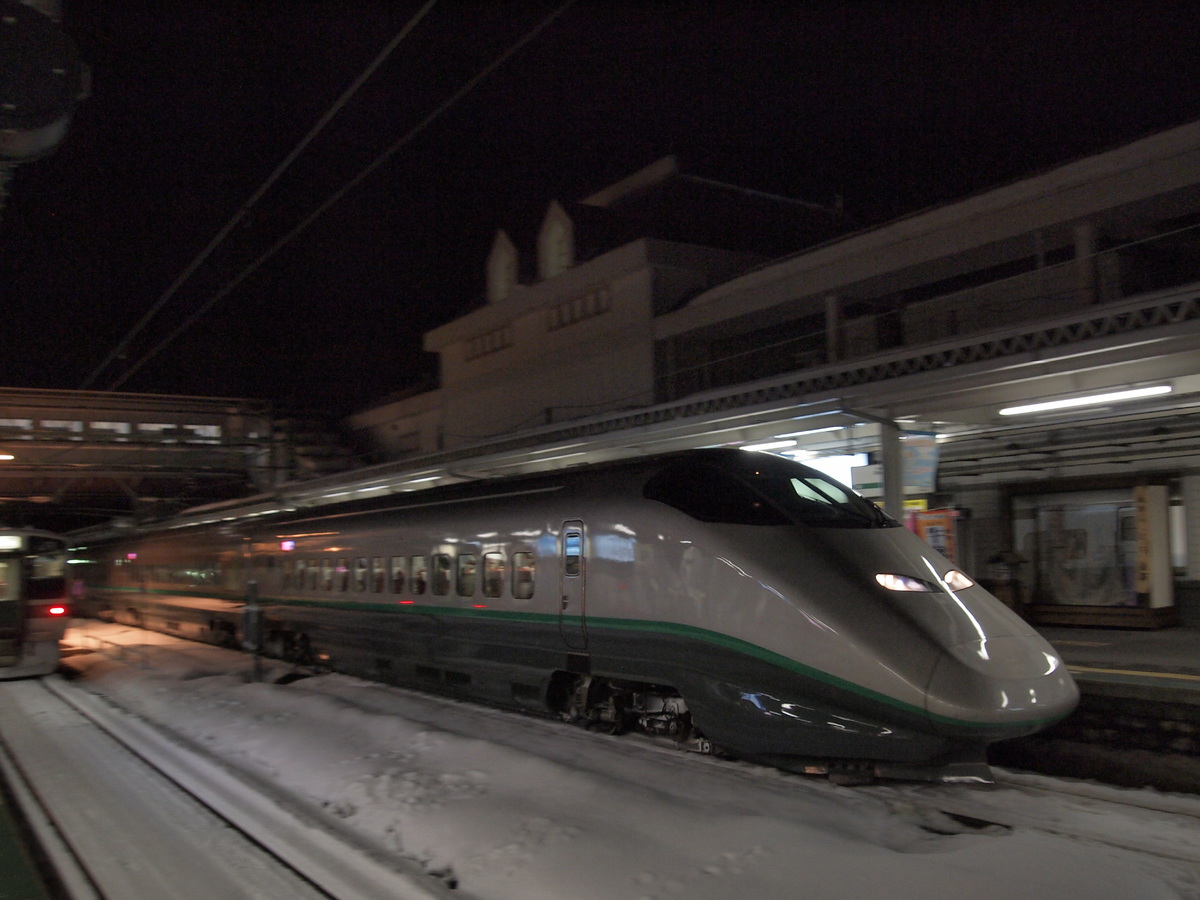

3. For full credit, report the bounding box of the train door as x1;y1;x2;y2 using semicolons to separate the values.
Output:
0;554;19;667
559;520;587;650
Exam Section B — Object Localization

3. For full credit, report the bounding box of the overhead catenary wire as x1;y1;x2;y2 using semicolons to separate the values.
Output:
102;0;579;393
81;0;441;391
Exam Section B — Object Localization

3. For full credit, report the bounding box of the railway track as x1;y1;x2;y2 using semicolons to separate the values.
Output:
0;677;457;900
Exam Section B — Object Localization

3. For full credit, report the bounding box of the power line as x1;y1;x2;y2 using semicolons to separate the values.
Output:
104;0;578;394
81;0;441;390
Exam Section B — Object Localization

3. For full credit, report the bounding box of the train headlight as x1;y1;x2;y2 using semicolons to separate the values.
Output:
875;573;933;592
942;570;975;591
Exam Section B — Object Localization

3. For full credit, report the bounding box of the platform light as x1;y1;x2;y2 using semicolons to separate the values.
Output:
999;385;1172;416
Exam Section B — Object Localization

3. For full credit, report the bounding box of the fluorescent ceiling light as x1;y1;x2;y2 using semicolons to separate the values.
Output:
778;425;844;438
999;385;1172;417
742;440;797;452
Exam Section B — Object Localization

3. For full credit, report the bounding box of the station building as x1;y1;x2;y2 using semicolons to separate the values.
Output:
348;120;1200;629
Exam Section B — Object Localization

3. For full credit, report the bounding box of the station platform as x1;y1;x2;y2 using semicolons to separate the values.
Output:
1038;624;1200;705
991;623;1200;792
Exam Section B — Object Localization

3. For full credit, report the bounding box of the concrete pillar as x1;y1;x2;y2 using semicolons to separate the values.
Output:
880;419;904;520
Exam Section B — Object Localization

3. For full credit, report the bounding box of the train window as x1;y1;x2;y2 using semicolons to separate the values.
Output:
354;557;368;592
483;553;504;598
281;559;292;589
411;556;427;595
456;554;477;597
371;557;385;593
391;556;408;593
431;554;451;595
513;552;535;600
307;559;319;590
337;558;350;592
564;531;583;577
321;558;333;591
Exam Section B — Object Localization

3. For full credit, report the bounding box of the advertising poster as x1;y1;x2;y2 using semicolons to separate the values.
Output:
914;508;960;564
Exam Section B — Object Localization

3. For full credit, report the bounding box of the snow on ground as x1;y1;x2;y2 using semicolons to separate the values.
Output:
61;623;1200;900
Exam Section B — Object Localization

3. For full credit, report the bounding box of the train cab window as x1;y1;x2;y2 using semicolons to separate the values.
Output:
483;553;504;598
456;554;477;597
513;552;535;600
354;557;368;592
391;556;408;594
371;557;385;593
321;558;334;591
643;458;895;529
337;558;350;592
643;460;789;525
431;554;451;595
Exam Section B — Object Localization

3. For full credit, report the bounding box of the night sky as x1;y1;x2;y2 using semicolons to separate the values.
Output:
4;1;1200;416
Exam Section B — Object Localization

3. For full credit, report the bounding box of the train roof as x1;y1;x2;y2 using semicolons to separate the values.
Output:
82;449;844;540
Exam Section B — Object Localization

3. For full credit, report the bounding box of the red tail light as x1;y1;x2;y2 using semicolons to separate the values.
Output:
48;605;69;617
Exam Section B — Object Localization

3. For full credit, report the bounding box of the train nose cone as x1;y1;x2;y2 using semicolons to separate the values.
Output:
925;636;1079;739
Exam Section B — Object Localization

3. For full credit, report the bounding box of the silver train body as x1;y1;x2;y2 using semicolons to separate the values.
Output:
82;449;1078;780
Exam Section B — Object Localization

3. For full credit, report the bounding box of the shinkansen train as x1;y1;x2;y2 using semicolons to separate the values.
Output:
78;449;1078;781
0;528;72;678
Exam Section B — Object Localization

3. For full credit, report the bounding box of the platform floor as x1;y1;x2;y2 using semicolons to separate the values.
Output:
1038;624;1200;703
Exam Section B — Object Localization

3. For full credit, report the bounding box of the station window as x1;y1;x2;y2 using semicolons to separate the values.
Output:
431;554;451;596
371;557;385;593
456;554;477;597
354;557;368;592
391;556;407;594
483;553;504;598
513;551;535;600
411;556;428;595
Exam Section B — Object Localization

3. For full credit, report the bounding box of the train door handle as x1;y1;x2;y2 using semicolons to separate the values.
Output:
561;596;569;610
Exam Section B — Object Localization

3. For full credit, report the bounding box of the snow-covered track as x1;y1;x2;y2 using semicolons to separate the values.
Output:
0;677;458;900
865;773;1200;869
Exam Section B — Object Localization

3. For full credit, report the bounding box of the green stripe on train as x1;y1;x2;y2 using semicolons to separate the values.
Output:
97;587;1059;731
